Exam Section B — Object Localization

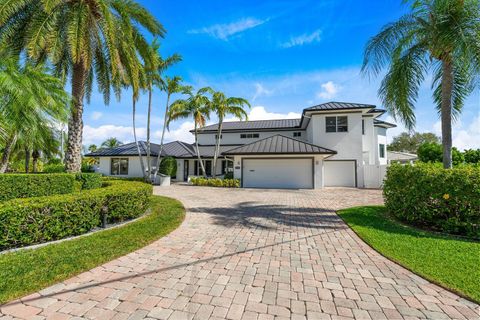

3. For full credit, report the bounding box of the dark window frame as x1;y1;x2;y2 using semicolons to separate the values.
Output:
194;160;212;176
326;116;348;133
110;158;128;175
240;133;260;139
293;132;302;137
362;119;365;135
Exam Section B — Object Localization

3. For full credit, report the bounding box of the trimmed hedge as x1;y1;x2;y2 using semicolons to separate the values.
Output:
0;181;152;250
190;177;240;188
0;174;75;202
383;163;480;237
75;173;102;190
159;157;177;177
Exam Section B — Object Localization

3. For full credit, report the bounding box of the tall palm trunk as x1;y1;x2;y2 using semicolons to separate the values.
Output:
132;95;147;180
65;62;87;173
24;147;30;173
212;117;223;177
153;93;170;181
194;122;207;178
146;87;152;181
32;150;40;173
0;134;17;173
441;59;454;169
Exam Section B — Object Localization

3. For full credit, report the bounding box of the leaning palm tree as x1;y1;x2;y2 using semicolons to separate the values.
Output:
0;0;165;172
210;92;250;177
0;53;69;173
153;76;187;181
100;137;123;149
362;0;480;168
168;87;213;178
142;40;182;180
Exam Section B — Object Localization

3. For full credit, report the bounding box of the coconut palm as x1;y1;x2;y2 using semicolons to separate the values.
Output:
210;92;250;177
168;87;213;178
142;40;182;180
88;144;98;153
153;76;186;181
0;0;165;172
362;0;480;168
100;137;123;149
0;53;69;173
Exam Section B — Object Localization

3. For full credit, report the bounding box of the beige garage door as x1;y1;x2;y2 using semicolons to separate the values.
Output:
243;158;313;189
324;160;356;187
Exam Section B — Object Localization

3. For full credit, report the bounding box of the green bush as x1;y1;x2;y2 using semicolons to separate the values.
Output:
159;157;177;177
0;174;75;202
75;173;102;190
43;164;65;173
0;181;152;250
383;163;480;237
190;177;240;188
417;142;465;165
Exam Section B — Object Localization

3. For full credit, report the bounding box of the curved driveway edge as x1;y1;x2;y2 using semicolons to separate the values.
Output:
1;185;478;320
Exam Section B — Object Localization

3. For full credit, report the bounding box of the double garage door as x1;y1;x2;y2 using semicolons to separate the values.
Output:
243;158;313;189
241;158;356;189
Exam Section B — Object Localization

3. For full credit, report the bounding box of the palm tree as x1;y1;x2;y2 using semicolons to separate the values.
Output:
168;87;213;178
88;144;98;153
210;92;250;177
0;0;165;172
100;138;123;149
142;40;182;180
362;0;480;168
0;52;69;173
153;76;187;181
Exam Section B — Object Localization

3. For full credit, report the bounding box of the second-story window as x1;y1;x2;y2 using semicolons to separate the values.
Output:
240;133;259;139
215;134;222;139
362;119;365;135
293;132;302;137
379;144;386;158
326;116;348;132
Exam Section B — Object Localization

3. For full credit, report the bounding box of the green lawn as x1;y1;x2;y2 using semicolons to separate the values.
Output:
337;206;480;303
0;195;185;304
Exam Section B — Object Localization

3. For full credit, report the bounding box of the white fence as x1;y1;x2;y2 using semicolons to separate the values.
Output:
363;165;387;189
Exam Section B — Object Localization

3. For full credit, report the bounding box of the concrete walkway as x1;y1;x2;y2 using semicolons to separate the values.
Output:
1;185;478;319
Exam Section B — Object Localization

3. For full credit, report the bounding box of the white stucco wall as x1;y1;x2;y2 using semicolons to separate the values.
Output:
197;130;306;145
97;156;153;177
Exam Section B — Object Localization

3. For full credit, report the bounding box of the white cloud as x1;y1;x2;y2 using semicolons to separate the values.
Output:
188;18;266;40
317;81;340;99
91;112;103;120
252;83;273;101
282;29;322;48
225;106;301;122
433;116;480;150
159;121;195;144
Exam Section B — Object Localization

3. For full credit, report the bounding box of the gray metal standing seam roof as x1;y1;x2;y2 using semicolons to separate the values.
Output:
304;101;376;111
196;119;302;132
85;141;196;158
222;135;336;155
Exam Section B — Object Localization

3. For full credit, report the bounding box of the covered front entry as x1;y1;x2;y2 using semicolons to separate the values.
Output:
242;158;313;189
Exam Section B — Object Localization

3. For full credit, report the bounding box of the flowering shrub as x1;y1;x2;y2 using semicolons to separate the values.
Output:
190;177;240;188
383;163;480;237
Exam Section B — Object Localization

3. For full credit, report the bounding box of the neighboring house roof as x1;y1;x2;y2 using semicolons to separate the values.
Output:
374;119;397;128
194;118;301;133
387;151;418;162
304;101;377;112
222;135;336;155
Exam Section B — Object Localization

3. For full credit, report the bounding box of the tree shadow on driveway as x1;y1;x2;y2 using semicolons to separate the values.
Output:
190;201;347;231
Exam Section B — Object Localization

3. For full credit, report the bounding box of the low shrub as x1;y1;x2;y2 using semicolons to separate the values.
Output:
190;177;240;188
0;181;152;250
43;164;65;173
383;163;480;237
159;157;177;177
0;174;75;202
75;173;102;190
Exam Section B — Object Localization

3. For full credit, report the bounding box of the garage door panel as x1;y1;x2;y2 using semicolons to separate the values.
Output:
324;161;356;187
243;158;313;189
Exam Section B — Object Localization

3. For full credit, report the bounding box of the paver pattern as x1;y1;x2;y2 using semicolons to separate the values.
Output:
1;185;479;320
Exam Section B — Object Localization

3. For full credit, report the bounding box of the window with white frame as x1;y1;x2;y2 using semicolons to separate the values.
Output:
379;144;386;158
326;116;348;132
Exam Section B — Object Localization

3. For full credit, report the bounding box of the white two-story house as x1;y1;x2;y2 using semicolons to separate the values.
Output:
87;102;396;189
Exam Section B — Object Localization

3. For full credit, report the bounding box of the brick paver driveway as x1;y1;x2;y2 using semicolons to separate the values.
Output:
1;185;478;320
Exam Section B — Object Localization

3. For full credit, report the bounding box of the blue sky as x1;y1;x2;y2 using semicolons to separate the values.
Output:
83;0;480;149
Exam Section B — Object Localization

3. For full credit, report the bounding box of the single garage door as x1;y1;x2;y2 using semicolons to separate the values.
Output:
324;160;356;187
243;158;313;189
